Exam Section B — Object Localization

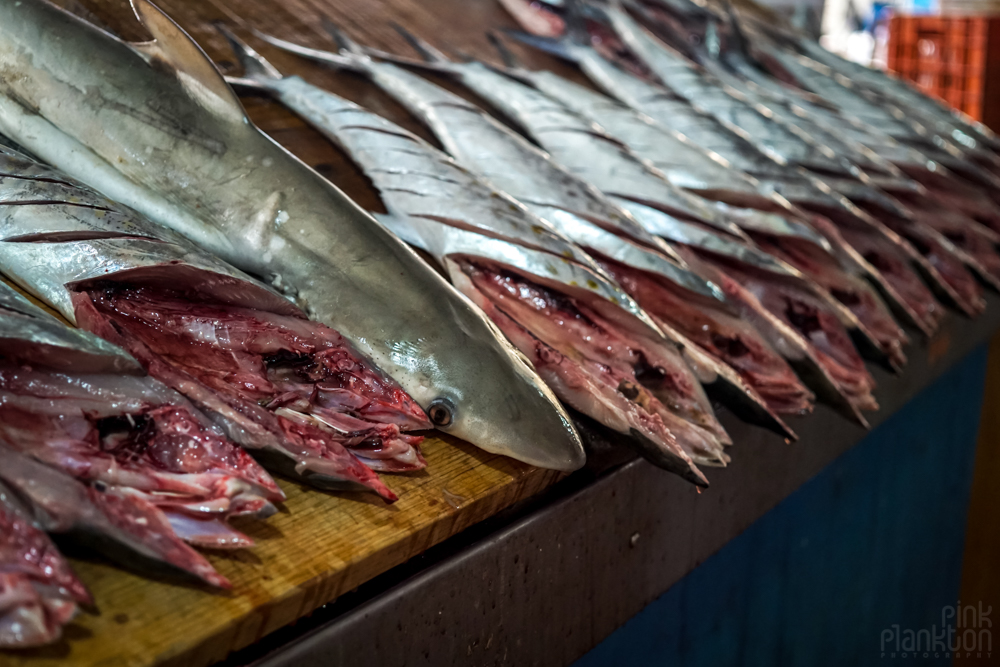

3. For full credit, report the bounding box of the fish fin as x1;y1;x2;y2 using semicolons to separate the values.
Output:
388;23;453;64
127;0;247;124
487;31;523;69
500;29;580;63
253;29;366;72
214;22;284;83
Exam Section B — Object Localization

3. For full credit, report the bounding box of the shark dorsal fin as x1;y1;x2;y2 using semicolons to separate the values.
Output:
128;0;247;124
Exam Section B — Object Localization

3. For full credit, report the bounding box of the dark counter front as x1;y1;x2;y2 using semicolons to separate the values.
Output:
229;299;1000;667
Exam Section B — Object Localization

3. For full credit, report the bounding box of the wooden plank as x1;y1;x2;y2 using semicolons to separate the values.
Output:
2;1;583;666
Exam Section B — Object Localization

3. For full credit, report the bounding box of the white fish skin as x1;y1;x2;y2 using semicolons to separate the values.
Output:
0;0;584;471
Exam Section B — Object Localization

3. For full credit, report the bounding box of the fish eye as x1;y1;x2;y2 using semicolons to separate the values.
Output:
428;398;455;427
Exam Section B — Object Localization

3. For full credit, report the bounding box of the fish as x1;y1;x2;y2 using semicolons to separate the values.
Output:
621;202;880;421
216;33;728;476
0;278;278;547
477;33;909;365
635;0;945;184
0;144;412;500
499;23;952;335
770;21;1000;155
253;25;880;424
0;483;91;649
0;443;230;589
222;25;800;439
0;0;585;472
593;1;898;182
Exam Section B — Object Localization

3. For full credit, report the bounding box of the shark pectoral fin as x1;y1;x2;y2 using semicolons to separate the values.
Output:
127;0;248;125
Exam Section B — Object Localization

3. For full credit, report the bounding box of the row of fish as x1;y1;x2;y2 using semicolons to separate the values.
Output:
0;0;997;648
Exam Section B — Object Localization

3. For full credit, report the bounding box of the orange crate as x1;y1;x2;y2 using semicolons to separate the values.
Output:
887;15;1000;130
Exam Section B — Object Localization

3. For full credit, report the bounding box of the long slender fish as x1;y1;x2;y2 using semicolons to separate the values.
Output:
249;26;877;424
0;0;585;472
215;35;733;477
498;23;955;334
0;144;420;500
329;32;894;376
222;27;803;436
473;35;908;367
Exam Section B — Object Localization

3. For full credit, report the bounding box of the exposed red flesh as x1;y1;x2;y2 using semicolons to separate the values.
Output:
749;233;909;367
0;444;230;589
0;365;281;523
921;182;1000;235
694;253;878;412
595;255;814;414
0;494;89;649
830;223;945;334
497;0;566;38
453;268;707;485
877;218;986;316
0;573;77;649
907;206;1000;283
73;285;428;500
458;259;729;466
0;499;90;606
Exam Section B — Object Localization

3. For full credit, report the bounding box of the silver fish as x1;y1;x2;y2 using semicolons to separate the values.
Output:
783;28;1000;154
237;28;799;439
0;0;584;471
216;34;731;474
495;30;938;337
254;27;884;424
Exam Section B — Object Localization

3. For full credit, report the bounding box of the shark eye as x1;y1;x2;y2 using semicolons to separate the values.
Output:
428;398;454;427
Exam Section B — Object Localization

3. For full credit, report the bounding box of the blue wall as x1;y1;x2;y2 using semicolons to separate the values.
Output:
575;345;989;667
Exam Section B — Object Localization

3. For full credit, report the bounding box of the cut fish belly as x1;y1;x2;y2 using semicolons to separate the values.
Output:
687;251;878;414
0;368;281;521
0;444;230;589
0;489;89;648
455;257;729;468
72;285;427;499
595;253;814;414
748;233;908;368
874;217;986;316
451;265;708;485
810;215;946;334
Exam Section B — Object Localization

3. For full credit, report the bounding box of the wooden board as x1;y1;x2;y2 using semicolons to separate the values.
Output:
2;1;586;665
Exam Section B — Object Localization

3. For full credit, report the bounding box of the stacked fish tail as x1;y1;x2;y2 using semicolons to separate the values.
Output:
217;29;746;482
0;144;427;502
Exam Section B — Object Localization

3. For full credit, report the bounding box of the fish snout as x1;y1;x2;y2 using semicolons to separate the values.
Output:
431;346;585;472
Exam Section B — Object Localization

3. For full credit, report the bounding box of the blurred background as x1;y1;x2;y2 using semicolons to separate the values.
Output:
770;0;1000;129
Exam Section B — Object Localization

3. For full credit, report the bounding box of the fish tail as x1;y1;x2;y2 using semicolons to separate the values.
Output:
501;28;580;63
214;22;283;84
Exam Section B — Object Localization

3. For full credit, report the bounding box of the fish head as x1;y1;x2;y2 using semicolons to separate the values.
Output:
392;270;586;472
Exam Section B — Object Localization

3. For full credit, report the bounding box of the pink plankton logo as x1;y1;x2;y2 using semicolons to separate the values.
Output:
880;603;992;659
